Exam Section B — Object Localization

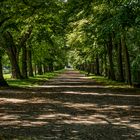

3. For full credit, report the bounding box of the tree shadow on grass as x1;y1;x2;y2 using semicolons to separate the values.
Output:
0;71;140;139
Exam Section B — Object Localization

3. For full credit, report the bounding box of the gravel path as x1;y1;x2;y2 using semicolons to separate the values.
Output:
0;70;140;140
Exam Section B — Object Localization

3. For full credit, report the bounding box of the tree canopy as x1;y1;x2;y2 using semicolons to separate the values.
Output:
0;0;140;86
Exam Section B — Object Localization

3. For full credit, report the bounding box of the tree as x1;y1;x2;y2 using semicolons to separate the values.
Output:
65;0;140;85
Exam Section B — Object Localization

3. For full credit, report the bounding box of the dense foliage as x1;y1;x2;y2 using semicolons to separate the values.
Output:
66;0;140;85
0;0;140;86
0;0;67;86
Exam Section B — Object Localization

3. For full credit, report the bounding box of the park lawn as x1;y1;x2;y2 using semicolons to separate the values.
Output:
4;70;64;87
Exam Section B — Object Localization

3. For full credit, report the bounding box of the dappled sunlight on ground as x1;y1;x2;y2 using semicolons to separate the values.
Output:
0;70;140;139
35;85;105;88
61;91;140;97
0;98;28;104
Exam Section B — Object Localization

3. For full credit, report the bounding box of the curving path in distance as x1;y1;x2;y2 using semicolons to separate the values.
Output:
0;70;140;140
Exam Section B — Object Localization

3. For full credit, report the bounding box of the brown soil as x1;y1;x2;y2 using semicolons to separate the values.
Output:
0;70;140;140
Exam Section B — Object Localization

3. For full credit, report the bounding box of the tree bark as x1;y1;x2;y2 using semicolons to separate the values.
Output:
43;64;48;73
117;40;124;82
95;54;100;75
34;64;37;75
37;63;43;75
0;52;9;87
81;64;84;71
20;27;33;79
90;63;94;74
21;44;28;78
10;54;22;79
121;35;132;85
104;50;108;77
100;56;103;75
48;62;54;72
27;46;34;77
106;35;116;80
86;62;91;75
3;32;23;79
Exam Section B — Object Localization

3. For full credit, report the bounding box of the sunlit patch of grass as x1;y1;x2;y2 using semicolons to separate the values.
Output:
5;70;64;87
79;70;87;74
4;74;12;79
89;75;132;88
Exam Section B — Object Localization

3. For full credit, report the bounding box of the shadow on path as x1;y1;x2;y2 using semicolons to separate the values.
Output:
0;70;140;140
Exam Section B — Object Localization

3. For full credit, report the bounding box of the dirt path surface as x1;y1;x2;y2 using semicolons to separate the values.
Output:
0;70;140;140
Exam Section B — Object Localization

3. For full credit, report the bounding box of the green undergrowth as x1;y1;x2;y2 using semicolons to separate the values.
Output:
89;75;132;88
79;70;87;74
4;69;64;87
79;70;132;88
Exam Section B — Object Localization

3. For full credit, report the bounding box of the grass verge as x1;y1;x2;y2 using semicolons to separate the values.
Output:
4;69;64;87
89;74;131;88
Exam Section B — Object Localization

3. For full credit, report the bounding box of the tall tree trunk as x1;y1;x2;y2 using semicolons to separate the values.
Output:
21;44;28;78
121;35;132;85
37;63;43;75
27;46;33;77
81;64;84;71
3;32;22;79
43;64;48;73
95;53;100;75
20;27;33;79
9;53;22;79
100;56;103;75
83;62;87;71
117;40;124;82
104;51;108;77
86;62;91;75
84;63;87;72
107;36;115;80
48;62;54;72
0;53;9;87
90;63;94;74
34;64;37;75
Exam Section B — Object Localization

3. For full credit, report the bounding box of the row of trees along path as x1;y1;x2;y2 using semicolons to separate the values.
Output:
1;0;140;87
0;70;140;139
